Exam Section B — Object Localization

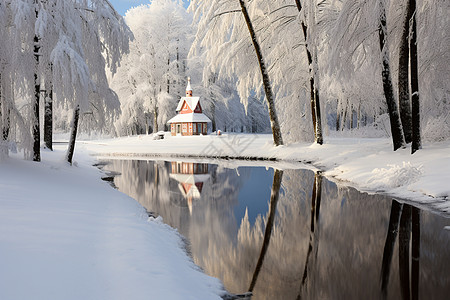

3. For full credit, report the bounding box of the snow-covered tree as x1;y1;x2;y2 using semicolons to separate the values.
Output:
111;0;192;135
189;0;285;145
323;0;449;144
54;0;131;163
0;0;131;163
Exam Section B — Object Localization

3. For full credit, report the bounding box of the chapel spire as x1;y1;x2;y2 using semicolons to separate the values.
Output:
186;77;193;97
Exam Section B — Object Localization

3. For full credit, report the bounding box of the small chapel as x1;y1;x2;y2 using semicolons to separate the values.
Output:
167;78;211;136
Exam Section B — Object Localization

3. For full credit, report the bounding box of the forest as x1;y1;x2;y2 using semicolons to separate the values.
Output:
0;0;449;163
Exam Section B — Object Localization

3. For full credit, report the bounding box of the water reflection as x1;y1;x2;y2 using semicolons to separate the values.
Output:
169;162;210;214
248;169;283;293
102;160;450;300
298;171;322;300
381;202;422;300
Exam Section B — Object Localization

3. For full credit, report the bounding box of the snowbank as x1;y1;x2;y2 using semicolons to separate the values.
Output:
0;147;224;300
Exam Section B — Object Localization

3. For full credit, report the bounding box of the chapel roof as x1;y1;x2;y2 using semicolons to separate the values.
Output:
175;97;200;112
167;112;211;124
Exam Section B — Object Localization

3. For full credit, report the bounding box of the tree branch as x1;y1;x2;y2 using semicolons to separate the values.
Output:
269;5;297;16
212;9;241;20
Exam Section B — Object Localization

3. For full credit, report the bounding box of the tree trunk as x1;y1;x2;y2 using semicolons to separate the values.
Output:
378;1;406;151
0;77;10;158
350;104;355;129
167;57;170;94
336;101;340;131
309;79;317;136
314;83;323;144
398;2;413;143
1;100;10;142
33;16;41;162
342;101;348;131
44;83;53;151
410;0;421;154
210;103;216;132
238;0;283;146
295;0;323;144
357;102;361;129
66;105;80;165
153;105;159;133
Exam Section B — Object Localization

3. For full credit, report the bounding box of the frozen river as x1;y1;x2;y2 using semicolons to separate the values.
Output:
102;159;450;299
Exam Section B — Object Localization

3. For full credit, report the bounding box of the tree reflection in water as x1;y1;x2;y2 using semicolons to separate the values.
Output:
298;171;322;300
381;201;421;300
101;159;449;300
248;169;283;293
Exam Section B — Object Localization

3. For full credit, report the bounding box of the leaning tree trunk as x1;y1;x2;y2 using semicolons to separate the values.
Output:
66;105;80;165
398;2;413;143
410;0;421;154
238;0;283;146
378;1;406;151
295;0;323;144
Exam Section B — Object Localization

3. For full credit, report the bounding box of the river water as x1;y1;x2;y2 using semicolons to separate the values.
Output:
101;159;450;300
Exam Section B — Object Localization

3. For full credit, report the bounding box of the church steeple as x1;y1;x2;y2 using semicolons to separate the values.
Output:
186;77;193;97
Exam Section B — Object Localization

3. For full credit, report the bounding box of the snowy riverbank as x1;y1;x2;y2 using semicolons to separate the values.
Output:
0;146;224;300
81;133;450;214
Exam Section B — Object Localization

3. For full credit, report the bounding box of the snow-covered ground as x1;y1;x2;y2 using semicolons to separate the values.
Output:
0;146;224;300
1;132;449;299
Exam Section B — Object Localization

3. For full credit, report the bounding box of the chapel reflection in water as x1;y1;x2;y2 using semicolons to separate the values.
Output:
102;159;450;300
169;161;210;214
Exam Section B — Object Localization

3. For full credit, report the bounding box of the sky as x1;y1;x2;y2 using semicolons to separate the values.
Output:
109;0;190;16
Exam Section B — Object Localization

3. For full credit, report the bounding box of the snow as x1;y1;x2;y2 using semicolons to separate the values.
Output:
0;147;224;300
167;112;212;123
1;133;449;299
